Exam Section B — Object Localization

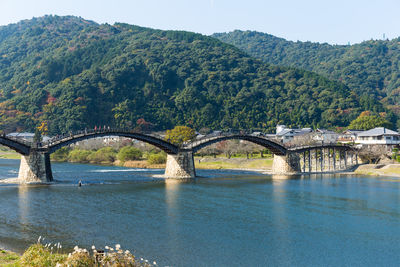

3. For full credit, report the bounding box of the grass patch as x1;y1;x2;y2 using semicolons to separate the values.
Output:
0;249;20;266
0;152;21;159
195;157;273;170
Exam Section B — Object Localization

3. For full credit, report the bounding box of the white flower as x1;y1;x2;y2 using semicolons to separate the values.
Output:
91;245;96;250
109;247;114;251
74;246;79;251
105;245;110;250
37;236;42;243
125;250;130;254
140;258;144;261
153;261;157;265
115;244;121;250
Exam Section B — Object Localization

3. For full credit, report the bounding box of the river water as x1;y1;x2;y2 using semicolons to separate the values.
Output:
0;158;399;266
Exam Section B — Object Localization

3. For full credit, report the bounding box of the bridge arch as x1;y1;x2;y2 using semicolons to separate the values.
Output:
186;135;287;155
44;131;179;154
0;136;30;155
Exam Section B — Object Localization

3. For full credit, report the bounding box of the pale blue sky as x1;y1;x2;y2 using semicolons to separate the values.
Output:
1;0;399;44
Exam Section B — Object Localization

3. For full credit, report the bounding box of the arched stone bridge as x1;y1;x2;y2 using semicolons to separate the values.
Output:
2;129;358;183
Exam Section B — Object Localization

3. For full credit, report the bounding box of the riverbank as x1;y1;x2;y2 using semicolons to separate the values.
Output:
354;164;400;177
195;156;273;170
118;157;274;171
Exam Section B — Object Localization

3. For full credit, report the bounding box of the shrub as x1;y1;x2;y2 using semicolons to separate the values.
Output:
87;147;117;164
68;149;92;163
20;244;67;266
147;152;167;164
63;250;94;266
117;146;143;162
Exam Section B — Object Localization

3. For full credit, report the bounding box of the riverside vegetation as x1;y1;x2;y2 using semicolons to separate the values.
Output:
51;146;167;167
0;238;156;266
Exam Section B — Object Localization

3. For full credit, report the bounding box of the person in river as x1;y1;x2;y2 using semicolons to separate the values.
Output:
78;180;82;187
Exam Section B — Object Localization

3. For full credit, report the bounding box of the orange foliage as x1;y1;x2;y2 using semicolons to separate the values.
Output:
359;111;371;117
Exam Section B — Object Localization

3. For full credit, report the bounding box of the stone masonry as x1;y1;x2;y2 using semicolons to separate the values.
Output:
164;151;196;178
272;153;301;174
18;150;53;183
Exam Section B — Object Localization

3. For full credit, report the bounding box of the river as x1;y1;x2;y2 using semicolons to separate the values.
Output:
0;158;399;266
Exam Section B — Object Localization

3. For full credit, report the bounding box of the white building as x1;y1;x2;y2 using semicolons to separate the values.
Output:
356;127;400;145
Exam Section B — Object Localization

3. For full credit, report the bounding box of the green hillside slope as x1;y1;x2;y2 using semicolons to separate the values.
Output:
213;30;400;114
0;16;376;134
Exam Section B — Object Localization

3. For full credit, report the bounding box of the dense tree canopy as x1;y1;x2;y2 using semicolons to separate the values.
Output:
0;16;378;134
213;30;399;126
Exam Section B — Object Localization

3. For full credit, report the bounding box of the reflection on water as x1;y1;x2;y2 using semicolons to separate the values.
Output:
18;186;30;229
0;160;399;266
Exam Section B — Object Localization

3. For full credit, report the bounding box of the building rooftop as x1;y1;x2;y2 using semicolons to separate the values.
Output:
357;127;399;137
276;128;313;137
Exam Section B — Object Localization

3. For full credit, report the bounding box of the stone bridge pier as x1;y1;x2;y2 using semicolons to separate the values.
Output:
272;153;301;174
164;150;196;178
18;149;53;183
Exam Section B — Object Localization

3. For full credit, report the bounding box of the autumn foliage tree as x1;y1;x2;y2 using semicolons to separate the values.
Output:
165;126;196;146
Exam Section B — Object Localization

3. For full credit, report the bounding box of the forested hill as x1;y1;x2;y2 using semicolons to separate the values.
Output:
213;30;400;112
0;16;377;135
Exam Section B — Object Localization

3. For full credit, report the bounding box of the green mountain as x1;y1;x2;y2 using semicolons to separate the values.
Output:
213;30;400;115
0;16;378;134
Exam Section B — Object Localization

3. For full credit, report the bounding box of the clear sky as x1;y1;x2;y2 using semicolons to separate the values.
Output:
1;0;399;45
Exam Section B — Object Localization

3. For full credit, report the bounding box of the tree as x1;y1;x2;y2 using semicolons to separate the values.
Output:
348;112;392;130
37;121;48;135
165;126;196;146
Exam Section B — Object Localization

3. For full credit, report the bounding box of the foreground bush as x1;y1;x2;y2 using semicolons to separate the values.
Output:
20;244;67;266
117;146;143;162
17;240;156;266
